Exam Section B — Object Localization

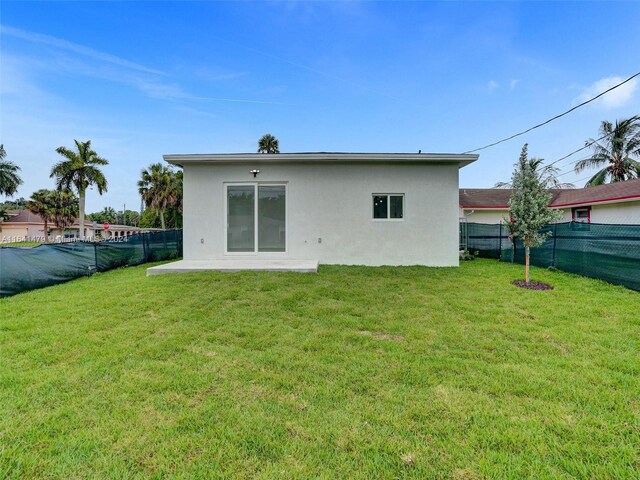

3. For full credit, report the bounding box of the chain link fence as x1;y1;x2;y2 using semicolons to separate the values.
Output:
464;222;640;291
0;230;182;298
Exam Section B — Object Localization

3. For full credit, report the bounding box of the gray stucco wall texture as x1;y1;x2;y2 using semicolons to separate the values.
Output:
181;161;462;266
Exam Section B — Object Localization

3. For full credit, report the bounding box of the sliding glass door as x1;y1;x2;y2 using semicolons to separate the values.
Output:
227;185;256;252
258;185;286;252
226;184;286;253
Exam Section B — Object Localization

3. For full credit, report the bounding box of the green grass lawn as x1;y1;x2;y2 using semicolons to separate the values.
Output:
0;241;41;248
1;260;638;479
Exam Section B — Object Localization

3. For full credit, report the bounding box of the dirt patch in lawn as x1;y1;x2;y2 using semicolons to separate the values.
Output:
511;280;554;290
358;330;404;341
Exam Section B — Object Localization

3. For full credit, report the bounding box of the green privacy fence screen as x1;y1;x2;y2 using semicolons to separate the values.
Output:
0;230;182;298
461;222;511;259
464;222;640;291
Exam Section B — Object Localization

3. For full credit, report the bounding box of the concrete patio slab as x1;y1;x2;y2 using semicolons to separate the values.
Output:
147;259;319;276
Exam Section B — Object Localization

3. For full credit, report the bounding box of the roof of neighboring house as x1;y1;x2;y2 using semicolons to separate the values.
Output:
3;211;146;230
3;210;45;223
460;178;640;209
164;152;479;168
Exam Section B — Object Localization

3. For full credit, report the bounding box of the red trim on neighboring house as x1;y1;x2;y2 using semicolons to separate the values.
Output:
462;194;640;210
552;194;640;208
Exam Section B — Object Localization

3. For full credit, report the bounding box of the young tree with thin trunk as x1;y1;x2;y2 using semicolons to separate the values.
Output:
506;144;562;283
494;157;575;189
50;140;108;240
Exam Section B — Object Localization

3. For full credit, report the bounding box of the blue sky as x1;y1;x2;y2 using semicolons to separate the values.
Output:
1;1;639;212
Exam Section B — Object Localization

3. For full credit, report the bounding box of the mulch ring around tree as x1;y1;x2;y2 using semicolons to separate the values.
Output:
511;280;554;291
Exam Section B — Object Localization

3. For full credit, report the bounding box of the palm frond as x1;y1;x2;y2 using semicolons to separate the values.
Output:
0;159;24;196
574;155;609;173
584;168;609;187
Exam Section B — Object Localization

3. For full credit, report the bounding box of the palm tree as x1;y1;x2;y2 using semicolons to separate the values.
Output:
27;190;56;242
172;169;183;214
50;140;108;240
495;158;574;189
51;190;79;233
126;210;140;227
574;116;640;186
0;144;23;197
138;163;177;230
257;134;280;154
100;206;118;224
0;208;12;223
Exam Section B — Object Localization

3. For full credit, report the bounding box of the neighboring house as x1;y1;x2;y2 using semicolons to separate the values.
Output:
460;178;640;225
161;152;478;268
0;210;153;242
0;210;50;239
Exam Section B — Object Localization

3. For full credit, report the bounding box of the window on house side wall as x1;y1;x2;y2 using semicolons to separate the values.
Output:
572;207;590;223
373;194;404;220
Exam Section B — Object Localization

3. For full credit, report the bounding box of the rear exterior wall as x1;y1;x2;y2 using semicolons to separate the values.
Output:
182;162;461;266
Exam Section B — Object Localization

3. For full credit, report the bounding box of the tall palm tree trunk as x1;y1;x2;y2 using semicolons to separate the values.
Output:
43;218;49;243
78;191;86;240
160;208;166;230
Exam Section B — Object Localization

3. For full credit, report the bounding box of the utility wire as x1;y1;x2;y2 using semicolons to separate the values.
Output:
462;71;640;154
546;131;613;168
495;131;611;186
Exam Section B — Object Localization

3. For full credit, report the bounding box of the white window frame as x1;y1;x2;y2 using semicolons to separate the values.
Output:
224;182;288;255
372;193;405;221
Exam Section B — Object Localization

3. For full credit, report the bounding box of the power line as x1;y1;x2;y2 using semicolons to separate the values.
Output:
546;131;613;168
546;133;608;167
495;132;609;186
461;71;640;154
557;172;597;187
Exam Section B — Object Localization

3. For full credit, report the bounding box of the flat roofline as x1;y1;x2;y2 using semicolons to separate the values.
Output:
163;152;479;168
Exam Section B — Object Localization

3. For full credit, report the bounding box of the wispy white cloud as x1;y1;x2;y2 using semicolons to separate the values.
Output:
509;79;520;90
487;80;499;92
575;75;638;109
1;24;291;105
129;72;288;104
1;24;167;76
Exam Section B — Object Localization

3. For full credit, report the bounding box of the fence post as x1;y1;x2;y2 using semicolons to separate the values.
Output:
142;232;147;262
552;223;558;267
499;222;503;260
93;243;99;273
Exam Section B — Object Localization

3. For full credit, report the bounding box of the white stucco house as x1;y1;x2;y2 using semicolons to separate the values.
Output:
147;152;478;274
460;178;640;225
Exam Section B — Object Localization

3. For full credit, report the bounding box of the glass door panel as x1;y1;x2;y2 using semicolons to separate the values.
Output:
227;185;255;252
258;185;286;252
